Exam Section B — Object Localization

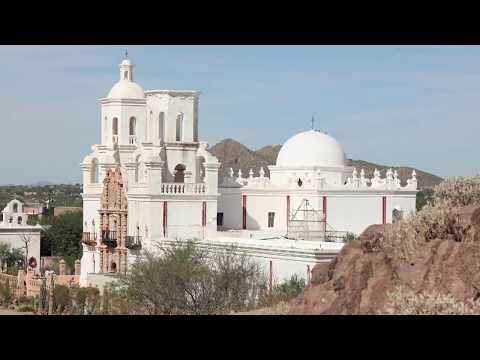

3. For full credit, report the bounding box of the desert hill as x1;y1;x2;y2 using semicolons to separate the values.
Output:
208;139;443;189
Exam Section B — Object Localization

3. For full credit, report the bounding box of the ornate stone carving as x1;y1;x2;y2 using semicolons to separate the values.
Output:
98;167;128;274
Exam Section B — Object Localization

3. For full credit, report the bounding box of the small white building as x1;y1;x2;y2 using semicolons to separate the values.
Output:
80;56;417;287
0;199;42;270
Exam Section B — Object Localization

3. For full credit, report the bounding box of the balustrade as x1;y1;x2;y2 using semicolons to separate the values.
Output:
126;235;142;250
160;182;207;195
82;232;97;246
101;230;117;247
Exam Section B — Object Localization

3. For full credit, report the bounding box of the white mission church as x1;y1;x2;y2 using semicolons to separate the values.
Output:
79;56;417;287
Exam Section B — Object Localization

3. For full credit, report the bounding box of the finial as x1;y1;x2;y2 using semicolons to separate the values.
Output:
249;169;254;178
311;115;315;130
124;49;128;59
259;167;265;178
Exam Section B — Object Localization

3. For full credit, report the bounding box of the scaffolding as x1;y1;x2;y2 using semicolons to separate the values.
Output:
286;198;347;242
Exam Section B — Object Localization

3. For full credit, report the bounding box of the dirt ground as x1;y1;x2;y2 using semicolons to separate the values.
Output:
0;308;33;315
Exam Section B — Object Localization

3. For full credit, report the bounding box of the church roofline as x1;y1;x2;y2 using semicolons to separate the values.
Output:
268;165;354;172
145;90;201;97
99;97;147;104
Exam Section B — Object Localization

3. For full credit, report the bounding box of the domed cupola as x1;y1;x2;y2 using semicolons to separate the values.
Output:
276;129;346;168
101;53;147;147
107;56;145;99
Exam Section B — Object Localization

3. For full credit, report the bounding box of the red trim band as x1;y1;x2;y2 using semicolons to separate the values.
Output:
242;195;247;230
163;201;168;237
323;196;327;232
286;195;290;226
202;201;206;227
382;196;387;225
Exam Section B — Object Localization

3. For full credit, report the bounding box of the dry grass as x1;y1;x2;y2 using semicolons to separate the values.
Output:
380;177;480;262
233;301;292;315
381;286;480;315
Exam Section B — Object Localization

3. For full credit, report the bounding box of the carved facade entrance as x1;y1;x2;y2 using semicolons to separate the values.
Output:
99;168;128;274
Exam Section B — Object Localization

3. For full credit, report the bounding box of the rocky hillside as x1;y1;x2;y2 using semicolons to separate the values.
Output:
208;139;443;189
285;205;480;314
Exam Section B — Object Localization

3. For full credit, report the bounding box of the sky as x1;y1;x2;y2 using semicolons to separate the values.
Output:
0;45;479;185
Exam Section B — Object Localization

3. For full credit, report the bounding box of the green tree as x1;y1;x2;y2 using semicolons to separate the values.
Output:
0;242;24;270
416;188;434;211
41;211;83;270
27;215;39;226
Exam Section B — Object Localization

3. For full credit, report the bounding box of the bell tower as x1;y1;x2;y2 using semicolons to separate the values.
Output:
100;55;147;148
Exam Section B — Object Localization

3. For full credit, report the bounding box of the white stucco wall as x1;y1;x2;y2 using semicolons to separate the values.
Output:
218;188;417;236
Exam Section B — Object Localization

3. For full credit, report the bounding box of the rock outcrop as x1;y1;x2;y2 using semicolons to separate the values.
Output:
288;205;480;315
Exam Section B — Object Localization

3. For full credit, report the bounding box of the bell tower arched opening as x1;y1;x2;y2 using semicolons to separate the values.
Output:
174;164;186;183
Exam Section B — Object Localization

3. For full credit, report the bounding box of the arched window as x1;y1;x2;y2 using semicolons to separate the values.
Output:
176;113;183;142
17;216;22;225
159;112;165;141
9;217;12;224
148;111;153;141
12;203;18;213
198;156;206;181
124;71;128;80
91;158;99;184
112;117;118;135
129;117;136;136
129;117;137;144
0;213;3;222
174;164;186;183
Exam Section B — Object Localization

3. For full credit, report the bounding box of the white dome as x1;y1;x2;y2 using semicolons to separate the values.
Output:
276;130;346;168
108;80;145;99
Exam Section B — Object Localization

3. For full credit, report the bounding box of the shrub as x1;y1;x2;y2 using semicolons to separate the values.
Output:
102;284;134;315
53;285;71;314
382;286;480;315
0;281;14;306
258;274;306;308
343;232;358;243
433;176;480;207
381;204;474;262
17;304;35;313
115;240;268;315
